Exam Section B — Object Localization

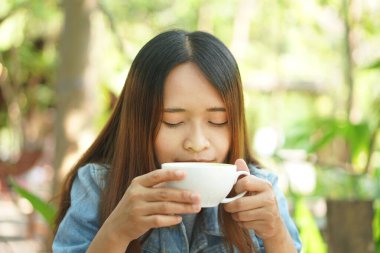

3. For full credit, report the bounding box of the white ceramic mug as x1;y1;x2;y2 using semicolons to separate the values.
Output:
162;162;250;208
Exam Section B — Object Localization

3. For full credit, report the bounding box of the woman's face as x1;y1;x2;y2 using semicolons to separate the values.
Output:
154;62;231;164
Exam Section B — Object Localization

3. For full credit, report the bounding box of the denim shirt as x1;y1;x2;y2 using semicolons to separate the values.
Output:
53;163;302;253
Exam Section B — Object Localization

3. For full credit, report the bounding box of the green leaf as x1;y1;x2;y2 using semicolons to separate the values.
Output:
374;200;380;252
284;119;318;148
8;177;57;228
308;127;336;153
366;59;380;70
349;122;371;161
294;198;327;253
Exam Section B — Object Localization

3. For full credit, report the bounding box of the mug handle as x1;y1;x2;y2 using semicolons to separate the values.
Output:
221;170;250;204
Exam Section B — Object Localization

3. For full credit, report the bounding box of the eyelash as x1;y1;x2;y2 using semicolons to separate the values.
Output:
163;121;228;128
163;122;182;128
210;121;228;127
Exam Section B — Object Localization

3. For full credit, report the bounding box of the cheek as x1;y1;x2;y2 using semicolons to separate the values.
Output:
154;128;177;163
212;128;231;161
154;132;165;163
223;134;232;156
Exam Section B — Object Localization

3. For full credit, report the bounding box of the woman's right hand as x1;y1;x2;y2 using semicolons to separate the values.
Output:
102;169;201;245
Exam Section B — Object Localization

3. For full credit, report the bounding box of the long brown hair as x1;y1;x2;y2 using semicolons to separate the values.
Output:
55;30;260;252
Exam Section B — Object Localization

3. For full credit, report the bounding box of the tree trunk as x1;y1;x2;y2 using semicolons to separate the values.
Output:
230;0;256;61
53;0;98;194
327;199;375;253
197;1;213;33
342;0;355;123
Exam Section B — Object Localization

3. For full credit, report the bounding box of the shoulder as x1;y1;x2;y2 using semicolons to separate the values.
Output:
76;163;109;190
53;163;109;251
69;163;109;204
247;164;278;184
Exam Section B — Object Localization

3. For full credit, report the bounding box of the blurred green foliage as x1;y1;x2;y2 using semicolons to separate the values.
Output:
374;193;380;252
8;177;57;227
0;0;60;129
294;197;327;253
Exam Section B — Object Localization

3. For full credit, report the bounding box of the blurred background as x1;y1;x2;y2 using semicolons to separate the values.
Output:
0;0;379;252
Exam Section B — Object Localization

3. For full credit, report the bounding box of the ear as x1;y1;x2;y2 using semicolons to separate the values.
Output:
234;158;249;172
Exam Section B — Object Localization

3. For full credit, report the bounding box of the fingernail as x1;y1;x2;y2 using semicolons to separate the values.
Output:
175;170;184;176
193;204;201;211
191;193;198;201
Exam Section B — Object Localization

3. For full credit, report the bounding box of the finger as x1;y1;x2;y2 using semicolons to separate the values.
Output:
237;220;277;239
236;220;258;230
235;159;250;173
146;201;201;215
144;214;183;228
234;175;272;194
231;207;266;222
145;187;200;204
134;169;186;188
223;192;269;213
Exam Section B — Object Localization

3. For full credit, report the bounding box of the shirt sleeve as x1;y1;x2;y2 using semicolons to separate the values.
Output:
53;164;108;253
250;167;303;253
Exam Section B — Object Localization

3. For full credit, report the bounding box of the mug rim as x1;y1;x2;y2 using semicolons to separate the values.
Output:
162;162;235;169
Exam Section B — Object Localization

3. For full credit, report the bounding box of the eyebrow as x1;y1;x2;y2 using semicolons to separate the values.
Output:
163;107;226;113
207;107;226;112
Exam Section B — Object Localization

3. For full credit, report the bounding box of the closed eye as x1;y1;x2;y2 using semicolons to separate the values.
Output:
163;121;183;128
209;121;228;126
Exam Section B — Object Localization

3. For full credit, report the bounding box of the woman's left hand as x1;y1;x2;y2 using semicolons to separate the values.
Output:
223;159;284;240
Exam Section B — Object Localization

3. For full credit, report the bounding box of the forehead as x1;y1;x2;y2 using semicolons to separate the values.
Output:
163;62;225;108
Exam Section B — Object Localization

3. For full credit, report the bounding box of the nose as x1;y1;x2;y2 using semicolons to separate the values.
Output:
183;125;210;152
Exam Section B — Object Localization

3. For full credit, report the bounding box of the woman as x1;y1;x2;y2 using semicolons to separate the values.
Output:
53;30;302;253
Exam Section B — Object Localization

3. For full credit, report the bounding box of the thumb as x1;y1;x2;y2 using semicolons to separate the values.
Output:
234;158;249;172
